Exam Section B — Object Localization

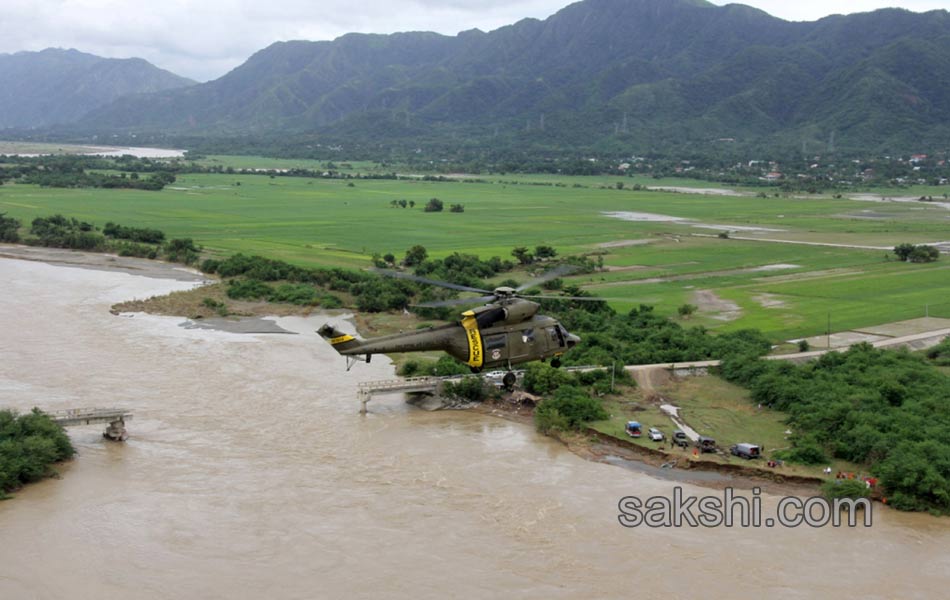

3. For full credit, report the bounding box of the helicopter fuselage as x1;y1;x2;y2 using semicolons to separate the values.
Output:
318;298;579;371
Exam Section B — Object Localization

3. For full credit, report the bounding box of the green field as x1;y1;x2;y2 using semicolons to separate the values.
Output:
2;156;949;341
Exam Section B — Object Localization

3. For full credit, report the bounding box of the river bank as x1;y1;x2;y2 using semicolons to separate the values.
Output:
3;249;950;598
474;397;824;498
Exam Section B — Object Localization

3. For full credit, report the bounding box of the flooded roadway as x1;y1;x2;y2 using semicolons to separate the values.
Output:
1;256;949;599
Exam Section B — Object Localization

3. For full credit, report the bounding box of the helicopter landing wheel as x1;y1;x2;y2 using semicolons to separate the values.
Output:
502;372;517;390
470;367;482;374
551;358;562;369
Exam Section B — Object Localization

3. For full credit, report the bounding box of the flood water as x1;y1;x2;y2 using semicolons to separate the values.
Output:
2;257;950;599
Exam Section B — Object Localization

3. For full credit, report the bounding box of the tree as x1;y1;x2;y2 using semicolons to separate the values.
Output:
909;245;939;263
0;213;20;243
449;203;464;213
534;386;608;432
894;243;916;261
398;199;408;208
403;245;428;267
677;303;698;318
424;198;444;212
895;243;939;263
535;245;557;260
511;246;534;265
409;200;415;208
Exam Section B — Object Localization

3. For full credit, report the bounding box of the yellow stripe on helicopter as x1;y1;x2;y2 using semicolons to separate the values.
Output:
330;334;355;345
460;311;483;368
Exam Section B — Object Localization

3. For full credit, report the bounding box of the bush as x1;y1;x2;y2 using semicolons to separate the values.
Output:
441;376;488;402
320;294;343;309
776;443;827;465
112;240;158;259
202;297;229;316
534;406;572;434
399;360;424;377
29;214;105;250
677;303;698;318
103;222;165;244
0;212;20;242
925;338;950;366
424;198;444;212
523;362;575;395
270;283;319;305
822;479;871;500
164;238;200;265
895;243;939;263
534;386;608;432
0;409;75;498
226;279;273;300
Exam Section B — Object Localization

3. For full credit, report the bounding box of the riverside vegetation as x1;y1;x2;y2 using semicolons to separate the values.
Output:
0;409;75;499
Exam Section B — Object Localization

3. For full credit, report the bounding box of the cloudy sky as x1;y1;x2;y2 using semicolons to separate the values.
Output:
1;0;946;81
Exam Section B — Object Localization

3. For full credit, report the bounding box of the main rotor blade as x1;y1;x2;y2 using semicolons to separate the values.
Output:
522;294;618;302
371;268;492;295
412;295;497;308
514;264;578;292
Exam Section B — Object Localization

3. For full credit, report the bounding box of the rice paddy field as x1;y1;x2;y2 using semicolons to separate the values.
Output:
2;154;949;342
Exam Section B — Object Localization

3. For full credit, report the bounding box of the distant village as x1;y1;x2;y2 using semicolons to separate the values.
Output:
616;152;950;192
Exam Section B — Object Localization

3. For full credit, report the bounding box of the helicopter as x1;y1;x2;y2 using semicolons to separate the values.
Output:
317;266;602;388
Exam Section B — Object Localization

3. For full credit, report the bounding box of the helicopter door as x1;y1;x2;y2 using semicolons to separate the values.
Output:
507;328;535;362
483;333;507;364
547;325;566;349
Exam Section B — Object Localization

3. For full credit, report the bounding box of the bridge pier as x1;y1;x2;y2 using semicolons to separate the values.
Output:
103;418;128;441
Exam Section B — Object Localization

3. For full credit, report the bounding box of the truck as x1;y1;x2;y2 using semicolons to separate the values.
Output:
730;443;761;460
672;430;690;448
625;421;642;438
696;436;717;453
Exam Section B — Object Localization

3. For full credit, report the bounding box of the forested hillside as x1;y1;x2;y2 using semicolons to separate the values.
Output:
75;0;950;155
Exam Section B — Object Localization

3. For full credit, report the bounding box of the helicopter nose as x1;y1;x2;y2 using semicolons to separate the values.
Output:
566;333;580;348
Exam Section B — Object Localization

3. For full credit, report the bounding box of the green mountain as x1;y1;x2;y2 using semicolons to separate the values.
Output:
0;48;195;129
77;0;950;154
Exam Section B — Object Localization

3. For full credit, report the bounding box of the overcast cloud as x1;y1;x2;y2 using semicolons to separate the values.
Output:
0;0;946;81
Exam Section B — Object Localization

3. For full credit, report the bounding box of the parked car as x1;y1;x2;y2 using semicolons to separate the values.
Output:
696;436;717;453
730;443;761;460
672;430;690;448
625;421;642;438
648;427;664;442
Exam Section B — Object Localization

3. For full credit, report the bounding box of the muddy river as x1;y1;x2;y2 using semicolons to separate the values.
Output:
1;256;949;599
